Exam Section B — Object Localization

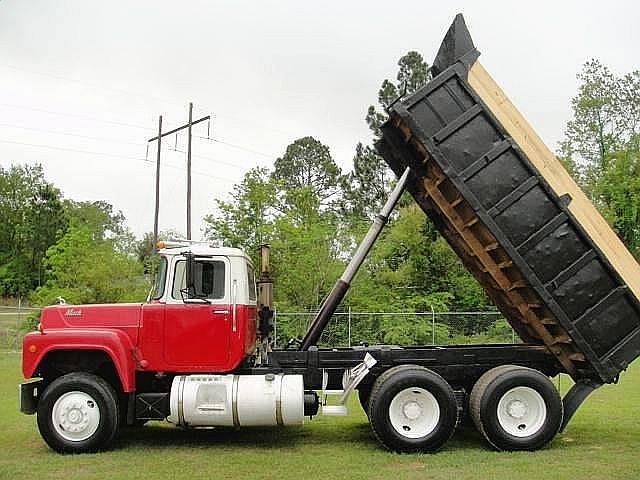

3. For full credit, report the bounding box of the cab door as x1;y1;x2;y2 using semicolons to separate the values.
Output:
163;256;231;369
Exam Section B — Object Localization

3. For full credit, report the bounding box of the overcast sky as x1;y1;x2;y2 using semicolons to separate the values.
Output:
1;1;638;241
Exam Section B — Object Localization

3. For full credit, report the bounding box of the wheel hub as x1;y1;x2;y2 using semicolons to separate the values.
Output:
506;399;527;419
52;391;101;442
403;401;423;420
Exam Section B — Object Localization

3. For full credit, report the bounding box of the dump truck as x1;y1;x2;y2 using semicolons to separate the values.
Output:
20;15;640;454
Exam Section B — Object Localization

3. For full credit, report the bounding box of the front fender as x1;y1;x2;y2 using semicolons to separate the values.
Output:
22;329;138;392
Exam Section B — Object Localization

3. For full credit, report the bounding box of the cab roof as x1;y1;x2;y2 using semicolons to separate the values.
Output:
158;243;251;262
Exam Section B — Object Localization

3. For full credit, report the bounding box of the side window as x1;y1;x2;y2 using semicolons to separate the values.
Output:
172;259;226;300
247;265;256;301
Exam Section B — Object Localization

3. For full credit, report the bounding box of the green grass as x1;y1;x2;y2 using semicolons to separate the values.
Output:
1;351;639;480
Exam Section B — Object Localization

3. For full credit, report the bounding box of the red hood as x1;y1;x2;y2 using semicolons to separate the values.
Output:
40;303;142;344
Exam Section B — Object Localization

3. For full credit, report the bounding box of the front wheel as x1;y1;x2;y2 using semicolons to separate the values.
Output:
37;372;120;453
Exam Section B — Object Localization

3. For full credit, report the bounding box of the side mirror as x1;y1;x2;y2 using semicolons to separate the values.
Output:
180;252;211;304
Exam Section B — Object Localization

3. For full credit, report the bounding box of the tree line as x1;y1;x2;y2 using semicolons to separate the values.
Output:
1;53;638;344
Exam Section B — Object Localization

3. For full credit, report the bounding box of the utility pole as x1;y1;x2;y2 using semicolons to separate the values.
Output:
187;102;193;239
152;115;162;249
147;105;210;244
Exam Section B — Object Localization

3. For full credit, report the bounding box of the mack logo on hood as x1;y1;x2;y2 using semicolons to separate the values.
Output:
64;308;82;317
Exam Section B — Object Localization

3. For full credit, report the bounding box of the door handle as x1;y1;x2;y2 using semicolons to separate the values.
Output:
212;309;229;315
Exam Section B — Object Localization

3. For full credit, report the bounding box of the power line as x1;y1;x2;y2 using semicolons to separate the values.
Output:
4;64;186;109
164;145;254;170
159;154;245;182
148;109;211;240
0;137;244;184
3;65;304;138
0;103;153;130
194;135;276;158
147;100;273;241
0;139;149;162
0;122;145;147
0;121;276;160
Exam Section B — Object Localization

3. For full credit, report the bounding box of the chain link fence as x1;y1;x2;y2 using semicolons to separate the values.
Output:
0;301;40;350
1;303;518;351
274;309;517;348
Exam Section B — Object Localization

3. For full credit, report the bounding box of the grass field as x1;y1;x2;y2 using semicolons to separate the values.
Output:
1;351;638;480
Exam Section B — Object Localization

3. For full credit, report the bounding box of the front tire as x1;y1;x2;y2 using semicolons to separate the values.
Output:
368;365;458;453
37;372;120;453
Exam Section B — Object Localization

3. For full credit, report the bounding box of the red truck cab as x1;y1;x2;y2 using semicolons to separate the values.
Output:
140;244;258;373
22;244;258;394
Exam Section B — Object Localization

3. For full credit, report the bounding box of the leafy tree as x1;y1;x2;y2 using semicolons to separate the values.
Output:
341;143;390;221
0;164;66;296
63;199;135;253
136;228;183;275
592;144;640;258
343;51;488;316
204;167;277;266
365;51;430;138
270;207;343;311
270;138;346;310
272;137;342;208
344;52;429;220
31;225;147;306
205;140;346;312
560;60;640;258
136;232;157;266
561;59;640;187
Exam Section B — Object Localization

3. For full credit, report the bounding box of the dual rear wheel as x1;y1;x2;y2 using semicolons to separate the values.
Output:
367;365;458;453
365;364;563;453
469;365;563;451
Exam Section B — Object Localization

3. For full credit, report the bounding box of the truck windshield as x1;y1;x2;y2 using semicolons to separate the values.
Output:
150;256;168;299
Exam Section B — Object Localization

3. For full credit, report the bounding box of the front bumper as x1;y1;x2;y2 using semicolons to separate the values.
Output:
19;379;42;414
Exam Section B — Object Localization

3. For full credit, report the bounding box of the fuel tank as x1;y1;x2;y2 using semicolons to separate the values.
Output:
169;374;305;427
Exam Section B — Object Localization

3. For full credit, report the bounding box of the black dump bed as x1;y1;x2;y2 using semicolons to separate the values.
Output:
377;15;640;384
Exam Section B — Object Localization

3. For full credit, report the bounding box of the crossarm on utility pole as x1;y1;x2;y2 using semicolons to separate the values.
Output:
299;167;411;350
147;115;210;142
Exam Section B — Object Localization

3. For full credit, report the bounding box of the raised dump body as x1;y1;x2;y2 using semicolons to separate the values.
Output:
377;15;640;385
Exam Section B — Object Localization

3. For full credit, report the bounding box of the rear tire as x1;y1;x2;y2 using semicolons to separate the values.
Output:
368;365;458;453
37;372;120;453
469;365;563;451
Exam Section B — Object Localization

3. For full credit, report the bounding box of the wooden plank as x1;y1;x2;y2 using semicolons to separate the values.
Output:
467;61;640;301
